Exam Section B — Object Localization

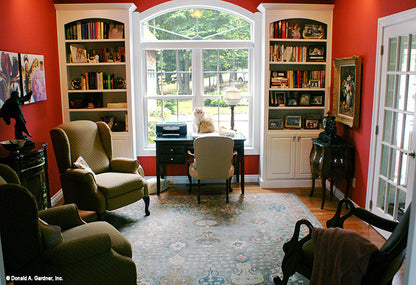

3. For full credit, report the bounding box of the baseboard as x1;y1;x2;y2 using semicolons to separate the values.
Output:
145;174;259;185
325;180;359;207
259;178;313;188
51;189;63;207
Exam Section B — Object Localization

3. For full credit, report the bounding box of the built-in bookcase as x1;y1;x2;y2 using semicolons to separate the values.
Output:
55;4;136;158
258;4;333;188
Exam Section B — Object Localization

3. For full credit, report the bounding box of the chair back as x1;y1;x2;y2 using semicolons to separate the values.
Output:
193;136;234;180
50;120;112;174
0;165;43;275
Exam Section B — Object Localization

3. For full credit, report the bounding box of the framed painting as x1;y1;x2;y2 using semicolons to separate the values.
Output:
0;51;21;108
285;115;302;129
333;55;362;128
269;118;284;130
20;53;47;104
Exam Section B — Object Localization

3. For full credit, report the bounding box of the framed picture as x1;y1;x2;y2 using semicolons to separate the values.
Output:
269;118;284;130
310;95;324;106
333;55;362;128
0;51;21;108
70;45;87;63
304;118;320;129
285;115;302;129
269;91;285;106
20;53;47;104
299;93;310;106
302;24;324;39
285;92;299;106
307;45;325;62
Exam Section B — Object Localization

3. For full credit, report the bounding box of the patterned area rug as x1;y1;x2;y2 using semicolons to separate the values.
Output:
104;193;322;285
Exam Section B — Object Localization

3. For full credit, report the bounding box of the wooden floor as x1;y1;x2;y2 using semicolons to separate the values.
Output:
158;182;404;284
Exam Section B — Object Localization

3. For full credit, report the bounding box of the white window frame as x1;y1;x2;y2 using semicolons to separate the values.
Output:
133;0;262;156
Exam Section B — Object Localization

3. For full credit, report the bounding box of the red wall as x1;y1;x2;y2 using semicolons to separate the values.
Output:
0;0;63;196
332;0;416;206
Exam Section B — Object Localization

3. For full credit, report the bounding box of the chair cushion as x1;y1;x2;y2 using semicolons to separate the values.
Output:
73;156;96;178
39;218;64;249
95;172;145;199
62;221;132;258
302;239;315;266
189;164;234;180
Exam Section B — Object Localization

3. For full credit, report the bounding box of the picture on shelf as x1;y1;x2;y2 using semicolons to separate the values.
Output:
269;91;285;106
20;53;47;104
70;45;87;63
285;115;302;129
0;51;21;108
307;45;326;62
108;23;124;39
270;71;288;87
299;93;310;106
269;118;284;130
302;24;324;39
285;92;299;106
289;23;301;39
311;95;324;106
304;117;320;129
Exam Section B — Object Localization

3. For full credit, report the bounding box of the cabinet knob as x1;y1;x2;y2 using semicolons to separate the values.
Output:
170;157;174;161
170;148;174;152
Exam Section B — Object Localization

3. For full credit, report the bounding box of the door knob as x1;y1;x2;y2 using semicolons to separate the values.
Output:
404;150;415;158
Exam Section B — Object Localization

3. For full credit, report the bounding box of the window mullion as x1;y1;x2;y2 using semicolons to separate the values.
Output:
193;48;204;107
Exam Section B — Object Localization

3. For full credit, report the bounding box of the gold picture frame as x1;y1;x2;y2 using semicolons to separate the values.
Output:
332;55;362;128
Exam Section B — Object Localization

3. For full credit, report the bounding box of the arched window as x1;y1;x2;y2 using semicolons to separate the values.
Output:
135;1;260;155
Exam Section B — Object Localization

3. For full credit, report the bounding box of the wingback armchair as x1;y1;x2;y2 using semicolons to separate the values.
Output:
0;163;137;285
50;120;149;217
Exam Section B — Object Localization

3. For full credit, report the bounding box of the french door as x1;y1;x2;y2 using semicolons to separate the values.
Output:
369;14;416;225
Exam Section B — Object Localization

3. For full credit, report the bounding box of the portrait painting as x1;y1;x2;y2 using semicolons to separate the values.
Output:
20;53;47;104
0;51;21;108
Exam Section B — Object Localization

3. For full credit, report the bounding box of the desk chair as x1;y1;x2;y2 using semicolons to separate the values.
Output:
188;136;235;203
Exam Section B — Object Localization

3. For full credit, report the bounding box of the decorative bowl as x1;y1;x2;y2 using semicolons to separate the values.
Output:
0;139;26;151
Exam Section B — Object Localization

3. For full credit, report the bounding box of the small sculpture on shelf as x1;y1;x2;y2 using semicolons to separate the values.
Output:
318;112;342;144
0;90;34;146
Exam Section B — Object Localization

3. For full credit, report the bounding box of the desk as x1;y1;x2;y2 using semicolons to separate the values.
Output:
155;133;245;195
309;138;354;209
0;143;51;210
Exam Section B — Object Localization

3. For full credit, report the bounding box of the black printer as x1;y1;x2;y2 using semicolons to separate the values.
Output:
156;122;187;137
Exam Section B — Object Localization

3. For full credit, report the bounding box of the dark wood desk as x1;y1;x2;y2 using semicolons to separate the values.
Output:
0;143;51;210
154;133;246;195
309;138;354;209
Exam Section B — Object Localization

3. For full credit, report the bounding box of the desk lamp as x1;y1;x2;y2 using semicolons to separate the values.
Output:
223;86;241;130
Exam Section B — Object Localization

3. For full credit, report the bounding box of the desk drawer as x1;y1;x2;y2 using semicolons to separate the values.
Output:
159;145;186;155
159;154;186;164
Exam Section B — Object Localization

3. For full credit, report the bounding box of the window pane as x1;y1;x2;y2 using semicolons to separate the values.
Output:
382;110;393;143
388;37;397;71
411;34;416;72
387;183;396;216
395;75;407;110
392;112;404;148
388;148;399;183
403;113;414;150
143;8;250;41
385;75;395;108
400;152;409;187
377;178;386;210
398;190;407;217
146;49;192;96
380;144;390;177
399;35;409;72
407;75;416;112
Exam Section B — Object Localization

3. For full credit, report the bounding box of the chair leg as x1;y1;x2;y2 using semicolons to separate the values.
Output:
226;179;229;203
198;179;201;204
143;196;150;216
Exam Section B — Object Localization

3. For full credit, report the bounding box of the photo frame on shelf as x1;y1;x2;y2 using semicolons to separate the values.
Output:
0;51;21;108
269;118;284;130
304;117;320;129
285;92;299;106
70;45;87;63
20;53;47;104
310;95;324;106
269;91;286;106
285;115;302;129
302;24;324;39
307;45;326;62
299;93;310;106
333;55;362;128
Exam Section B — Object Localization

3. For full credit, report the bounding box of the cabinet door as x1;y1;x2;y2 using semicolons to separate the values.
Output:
295;135;315;179
266;134;295;179
112;136;132;158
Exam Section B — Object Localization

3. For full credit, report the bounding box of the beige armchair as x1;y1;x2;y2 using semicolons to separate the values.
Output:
0;163;137;285
188;136;235;203
50;120;149;217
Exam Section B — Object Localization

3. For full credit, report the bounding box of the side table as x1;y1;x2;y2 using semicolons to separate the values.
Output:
0;142;50;210
309;138;354;209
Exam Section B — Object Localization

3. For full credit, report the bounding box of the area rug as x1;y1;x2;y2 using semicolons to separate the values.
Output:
104;193;322;284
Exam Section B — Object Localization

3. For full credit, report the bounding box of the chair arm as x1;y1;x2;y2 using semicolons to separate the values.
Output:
43;233;112;265
327;199;399;232
39;204;85;231
110;158;143;176
283;219;314;253
0;163;20;184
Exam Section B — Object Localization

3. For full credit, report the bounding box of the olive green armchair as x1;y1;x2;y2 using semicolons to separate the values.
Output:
0;163;137;285
50;120;149;217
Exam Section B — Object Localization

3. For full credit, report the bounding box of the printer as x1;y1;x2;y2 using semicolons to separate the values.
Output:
156;122;187;137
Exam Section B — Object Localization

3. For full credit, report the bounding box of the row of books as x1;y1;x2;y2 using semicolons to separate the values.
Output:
270;21;300;39
77;72;121;90
270;70;325;89
270;44;308;63
65;21;124;40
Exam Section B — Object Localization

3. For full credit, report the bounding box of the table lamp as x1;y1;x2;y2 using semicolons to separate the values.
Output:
223;86;241;130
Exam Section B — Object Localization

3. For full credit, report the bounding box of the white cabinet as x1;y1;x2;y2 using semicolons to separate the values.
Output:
55;3;136;158
258;4;333;188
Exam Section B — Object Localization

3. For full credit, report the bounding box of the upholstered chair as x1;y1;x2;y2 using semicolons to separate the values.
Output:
0;163;137;285
188;136;235;203
50;120;149;217
275;199;410;285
